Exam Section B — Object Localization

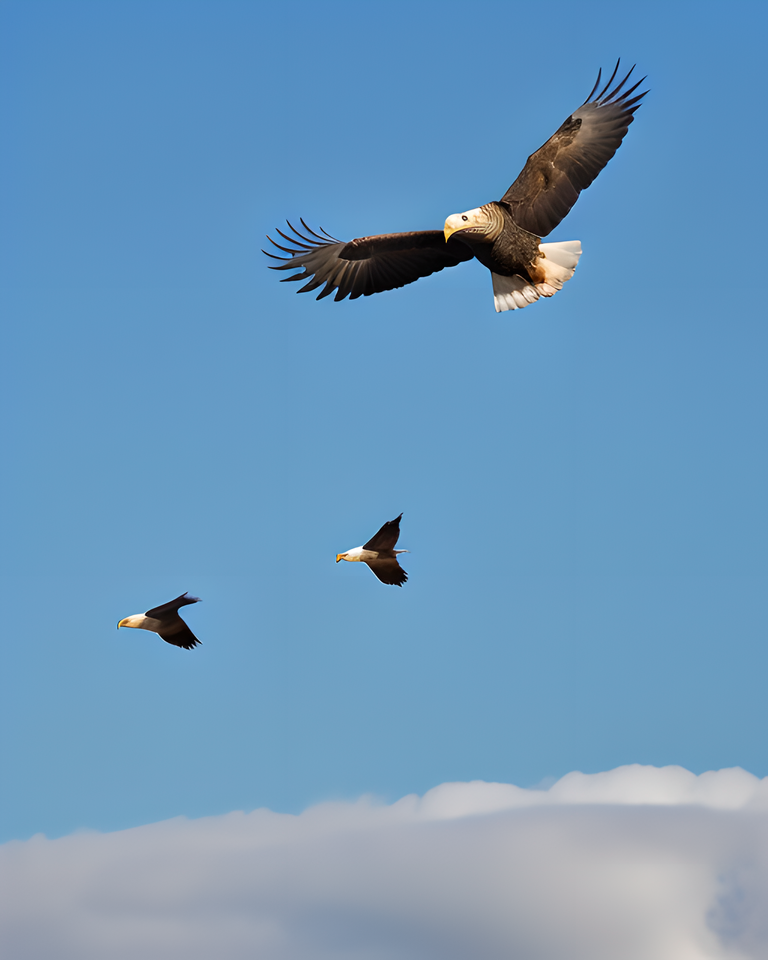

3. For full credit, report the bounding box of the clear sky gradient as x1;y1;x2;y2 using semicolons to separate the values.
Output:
1;0;767;843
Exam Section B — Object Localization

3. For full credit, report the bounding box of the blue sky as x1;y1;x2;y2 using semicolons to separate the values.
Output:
1;0;767;850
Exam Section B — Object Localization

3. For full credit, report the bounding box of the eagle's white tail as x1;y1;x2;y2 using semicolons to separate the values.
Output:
492;273;541;312
534;240;582;296
491;240;582;312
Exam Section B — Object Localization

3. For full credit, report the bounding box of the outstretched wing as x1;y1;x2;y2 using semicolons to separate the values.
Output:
366;558;408;587
145;593;202;650
158;620;202;650
501;63;647;237
264;221;474;301
363;514;403;552
145;592;201;619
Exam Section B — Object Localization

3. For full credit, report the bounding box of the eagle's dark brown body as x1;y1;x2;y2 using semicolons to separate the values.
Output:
457;204;542;280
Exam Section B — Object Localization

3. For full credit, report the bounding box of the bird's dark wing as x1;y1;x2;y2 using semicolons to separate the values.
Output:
366;559;408;587
145;592;201;619
500;63;647;237
363;514;403;552
264;221;474;301
158;618;202;650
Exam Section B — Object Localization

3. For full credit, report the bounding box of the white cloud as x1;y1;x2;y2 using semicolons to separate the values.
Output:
2;765;768;960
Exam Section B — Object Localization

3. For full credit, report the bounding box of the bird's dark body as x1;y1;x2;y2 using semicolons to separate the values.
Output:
456;204;542;279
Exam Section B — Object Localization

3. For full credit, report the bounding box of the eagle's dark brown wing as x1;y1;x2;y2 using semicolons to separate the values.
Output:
264;221;474;301
366;558;408;587
145;592;200;619
501;63;647;237
363;514;402;552
158;619;202;650
146;593;202;649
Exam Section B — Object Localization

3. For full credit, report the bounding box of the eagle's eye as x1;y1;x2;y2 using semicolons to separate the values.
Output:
462;215;468;221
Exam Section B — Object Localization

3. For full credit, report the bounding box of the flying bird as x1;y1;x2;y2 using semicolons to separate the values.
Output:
336;514;408;586
266;62;646;313
117;592;202;649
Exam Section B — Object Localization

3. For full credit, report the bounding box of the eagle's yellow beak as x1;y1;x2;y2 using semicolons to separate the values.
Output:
117;618;129;629
444;212;468;242
445;209;482;241
336;554;344;563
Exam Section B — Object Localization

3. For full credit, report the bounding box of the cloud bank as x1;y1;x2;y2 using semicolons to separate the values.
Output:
2;765;768;960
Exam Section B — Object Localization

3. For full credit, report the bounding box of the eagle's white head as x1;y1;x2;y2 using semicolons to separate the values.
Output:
444;206;490;241
117;614;162;631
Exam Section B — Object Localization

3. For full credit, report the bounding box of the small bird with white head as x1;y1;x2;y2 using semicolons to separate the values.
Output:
117;592;202;649
336;514;409;586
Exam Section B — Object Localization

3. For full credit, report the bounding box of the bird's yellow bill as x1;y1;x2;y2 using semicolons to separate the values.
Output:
336;554;344;562
117;618;129;629
444;212;468;242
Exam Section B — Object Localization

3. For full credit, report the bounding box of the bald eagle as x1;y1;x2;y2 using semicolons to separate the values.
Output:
117;593;202;649
337;514;408;586
266;63;646;313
